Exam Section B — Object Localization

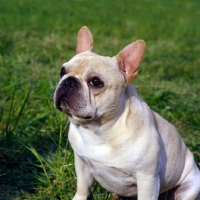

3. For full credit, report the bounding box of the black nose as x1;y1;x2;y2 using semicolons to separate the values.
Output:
65;77;77;88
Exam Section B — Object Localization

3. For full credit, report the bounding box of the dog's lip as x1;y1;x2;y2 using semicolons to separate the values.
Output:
54;96;68;112
72;115;94;122
79;108;97;121
54;93;96;121
55;99;94;121
54;101;62;111
80;115;93;120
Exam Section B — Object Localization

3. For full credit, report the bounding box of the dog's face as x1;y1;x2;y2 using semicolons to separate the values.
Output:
54;26;145;123
54;52;126;122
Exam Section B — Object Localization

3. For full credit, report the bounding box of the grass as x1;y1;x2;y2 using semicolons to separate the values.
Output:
0;0;200;199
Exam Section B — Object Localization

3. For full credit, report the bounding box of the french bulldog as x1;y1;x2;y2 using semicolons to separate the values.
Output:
54;26;200;200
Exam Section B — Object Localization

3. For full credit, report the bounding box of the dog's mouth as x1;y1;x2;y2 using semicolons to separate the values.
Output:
74;114;94;122
80;115;93;120
54;96;94;121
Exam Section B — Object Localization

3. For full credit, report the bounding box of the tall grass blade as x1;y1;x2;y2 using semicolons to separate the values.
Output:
0;99;5;123
14;86;32;131
5;85;16;132
26;145;51;186
57;112;63;169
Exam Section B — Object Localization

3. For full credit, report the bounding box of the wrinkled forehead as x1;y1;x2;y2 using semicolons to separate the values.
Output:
62;51;118;76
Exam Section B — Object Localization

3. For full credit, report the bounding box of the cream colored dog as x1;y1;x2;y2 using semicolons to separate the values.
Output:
54;26;200;200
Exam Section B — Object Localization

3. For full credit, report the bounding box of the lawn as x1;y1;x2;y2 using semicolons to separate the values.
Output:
0;0;200;199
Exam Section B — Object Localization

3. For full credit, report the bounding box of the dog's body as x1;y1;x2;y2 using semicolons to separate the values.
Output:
54;26;200;200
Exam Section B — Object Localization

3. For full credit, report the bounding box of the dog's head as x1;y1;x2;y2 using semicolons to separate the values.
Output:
54;26;145;123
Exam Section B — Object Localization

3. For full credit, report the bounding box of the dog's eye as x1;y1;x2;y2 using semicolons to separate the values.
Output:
89;77;103;87
60;67;66;77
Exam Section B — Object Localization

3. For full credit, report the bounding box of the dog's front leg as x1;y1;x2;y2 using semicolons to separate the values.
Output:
136;172;160;200
72;153;94;200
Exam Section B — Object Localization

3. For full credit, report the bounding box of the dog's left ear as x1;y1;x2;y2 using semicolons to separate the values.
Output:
115;40;146;83
76;26;93;54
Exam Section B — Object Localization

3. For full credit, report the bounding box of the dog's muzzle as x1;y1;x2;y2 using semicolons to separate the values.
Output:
54;76;87;112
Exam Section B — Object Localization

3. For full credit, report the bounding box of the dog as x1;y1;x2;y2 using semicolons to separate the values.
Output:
54;26;200;200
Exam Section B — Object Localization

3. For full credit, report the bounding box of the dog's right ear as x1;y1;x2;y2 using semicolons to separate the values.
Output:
76;26;93;54
114;40;146;84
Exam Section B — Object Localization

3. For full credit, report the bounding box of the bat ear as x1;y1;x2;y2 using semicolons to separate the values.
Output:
76;26;93;54
114;40;146;83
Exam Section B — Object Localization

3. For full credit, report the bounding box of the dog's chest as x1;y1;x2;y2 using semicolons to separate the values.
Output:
68;122;141;167
84;157;137;196
68;123;139;195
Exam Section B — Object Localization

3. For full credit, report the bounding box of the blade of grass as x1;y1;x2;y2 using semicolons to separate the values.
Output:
13;86;32;131
57;112;63;169
0;99;5;123
4;85;16;133
26;145;51;186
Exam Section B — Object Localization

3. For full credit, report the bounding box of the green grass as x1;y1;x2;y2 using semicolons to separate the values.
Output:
0;0;200;199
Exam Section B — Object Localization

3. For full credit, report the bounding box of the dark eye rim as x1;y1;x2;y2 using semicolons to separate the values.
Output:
88;77;104;88
60;67;66;77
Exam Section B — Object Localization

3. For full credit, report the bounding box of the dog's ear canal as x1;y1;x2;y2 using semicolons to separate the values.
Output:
76;26;93;54
115;40;146;84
